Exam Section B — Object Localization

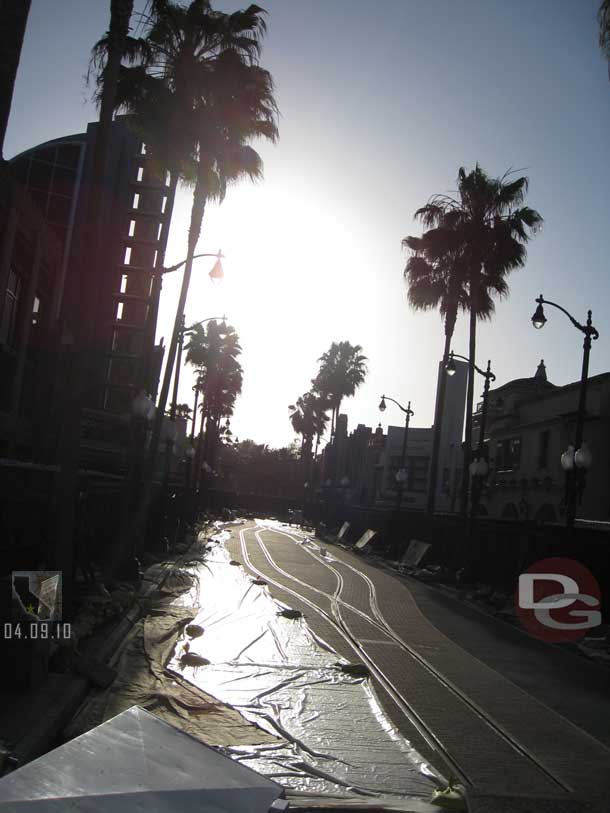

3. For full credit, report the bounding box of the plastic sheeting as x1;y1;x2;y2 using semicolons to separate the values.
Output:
168;528;441;801
0;706;284;812
66;552;278;749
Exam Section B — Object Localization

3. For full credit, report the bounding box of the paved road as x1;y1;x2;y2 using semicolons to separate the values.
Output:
226;520;610;813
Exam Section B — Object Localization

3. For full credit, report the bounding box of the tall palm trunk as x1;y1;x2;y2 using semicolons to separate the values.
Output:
0;0;31;159
130;173;207;554
190;385;200;442
302;433;313;474
194;399;207;491
139;163;177;394
312;434;321;487
426;305;456;514
460;292;478;515
93;0;133;211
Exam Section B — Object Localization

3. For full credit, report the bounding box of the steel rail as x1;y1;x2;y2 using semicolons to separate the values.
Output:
238;524;468;787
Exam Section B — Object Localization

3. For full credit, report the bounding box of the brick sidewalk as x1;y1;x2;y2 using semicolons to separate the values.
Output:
229;523;610;813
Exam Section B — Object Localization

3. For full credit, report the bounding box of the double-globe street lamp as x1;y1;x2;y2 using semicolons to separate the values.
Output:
532;295;598;528
378;395;414;511
446;352;496;522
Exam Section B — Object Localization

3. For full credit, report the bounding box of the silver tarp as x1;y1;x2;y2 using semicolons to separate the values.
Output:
168;529;441;801
0;706;284;812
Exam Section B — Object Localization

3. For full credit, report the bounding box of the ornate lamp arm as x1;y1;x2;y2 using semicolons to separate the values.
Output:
536;295;599;340
448;352;496;381
380;395;414;416
163;251;223;275
185;315;226;333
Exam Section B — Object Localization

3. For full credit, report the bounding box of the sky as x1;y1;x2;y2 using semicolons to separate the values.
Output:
6;0;610;449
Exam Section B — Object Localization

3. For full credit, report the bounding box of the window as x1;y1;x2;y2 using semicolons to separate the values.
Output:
56;144;81;169
495;436;521;472
389;455;429;493
537;430;550;469
0;268;21;346
32;295;41;327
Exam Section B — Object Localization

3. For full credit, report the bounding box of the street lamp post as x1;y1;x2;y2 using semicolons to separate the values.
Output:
190;373;205;445
531;295;599;528
446;352;496;521
163;314;186;494
378;395;413;511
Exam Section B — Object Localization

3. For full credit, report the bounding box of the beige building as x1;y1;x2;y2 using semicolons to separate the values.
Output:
474;361;610;524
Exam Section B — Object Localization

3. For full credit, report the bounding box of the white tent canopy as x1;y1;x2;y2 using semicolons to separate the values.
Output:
0;706;284;812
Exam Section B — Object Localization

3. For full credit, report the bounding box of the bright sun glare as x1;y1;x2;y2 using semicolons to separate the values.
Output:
157;179;372;447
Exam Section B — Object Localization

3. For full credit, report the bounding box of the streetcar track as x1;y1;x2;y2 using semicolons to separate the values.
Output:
238;524;469;786
241;522;575;794
270;524;576;793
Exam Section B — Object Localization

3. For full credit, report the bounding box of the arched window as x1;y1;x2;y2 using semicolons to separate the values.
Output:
501;502;519;519
534;503;557;524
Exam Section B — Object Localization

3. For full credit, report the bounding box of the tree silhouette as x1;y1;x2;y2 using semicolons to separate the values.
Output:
313;341;368;438
411;164;542;512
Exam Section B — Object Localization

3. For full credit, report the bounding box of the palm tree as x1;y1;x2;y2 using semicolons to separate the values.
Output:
313;341;368;438
599;0;610;63
403;223;503;513
413;164;542;513
89;0;135;193
289;392;329;466
175;403;192;419
113;0;277;546
185;320;242;485
0;1;31;159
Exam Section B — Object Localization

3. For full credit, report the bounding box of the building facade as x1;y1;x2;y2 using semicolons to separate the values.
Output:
1;118;183;483
473;360;610;524
9;117;176;416
324;358;468;511
376;358;468;511
0;161;64;457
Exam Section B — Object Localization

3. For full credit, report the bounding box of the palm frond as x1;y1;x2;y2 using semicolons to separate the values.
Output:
600;0;610;58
